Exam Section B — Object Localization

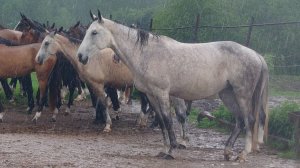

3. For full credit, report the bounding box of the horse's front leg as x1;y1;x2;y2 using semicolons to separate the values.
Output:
147;93;178;160
136;92;150;127
32;79;47;123
170;97;188;149
93;86;112;132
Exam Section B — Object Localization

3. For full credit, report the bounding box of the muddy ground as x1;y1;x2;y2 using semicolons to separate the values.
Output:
0;99;299;168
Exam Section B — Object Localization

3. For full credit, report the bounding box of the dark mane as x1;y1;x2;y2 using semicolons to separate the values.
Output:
62;32;82;45
68;36;82;45
0;24;6;29
136;28;150;47
0;37;19;46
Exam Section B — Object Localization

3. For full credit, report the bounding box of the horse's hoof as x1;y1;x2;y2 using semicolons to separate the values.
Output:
27;108;33;115
103;128;111;133
224;149;233;161
156;152;167;158
116;116;120;120
178;144;187;150
235;153;246;163
163;154;175;160
32;118;37;125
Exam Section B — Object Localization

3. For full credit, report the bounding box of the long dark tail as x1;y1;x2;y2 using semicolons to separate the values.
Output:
252;55;269;149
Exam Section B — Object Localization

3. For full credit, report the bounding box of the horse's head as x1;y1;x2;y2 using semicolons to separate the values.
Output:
35;30;59;65
20;27;44;44
77;10;114;65
15;13;47;33
67;21;87;40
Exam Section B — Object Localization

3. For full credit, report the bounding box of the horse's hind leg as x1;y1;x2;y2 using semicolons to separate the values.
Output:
0;100;4;122
219;88;243;161
1;78;14;102
22;75;34;114
234;94;255;162
170;96;188;149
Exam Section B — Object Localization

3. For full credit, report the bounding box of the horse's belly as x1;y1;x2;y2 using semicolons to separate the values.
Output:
170;78;227;100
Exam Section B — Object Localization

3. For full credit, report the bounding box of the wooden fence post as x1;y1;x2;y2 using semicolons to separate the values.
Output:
149;18;153;32
193;14;200;42
245;17;254;47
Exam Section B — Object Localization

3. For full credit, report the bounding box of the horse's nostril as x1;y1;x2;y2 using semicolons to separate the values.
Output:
78;53;83;60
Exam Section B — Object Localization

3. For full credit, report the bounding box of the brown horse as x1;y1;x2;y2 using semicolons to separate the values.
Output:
0;33;58;122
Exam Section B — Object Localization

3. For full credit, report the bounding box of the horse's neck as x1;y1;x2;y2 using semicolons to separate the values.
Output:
55;35;81;69
107;21;146;75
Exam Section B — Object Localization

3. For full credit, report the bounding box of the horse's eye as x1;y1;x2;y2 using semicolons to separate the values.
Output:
92;30;98;35
45;41;49;46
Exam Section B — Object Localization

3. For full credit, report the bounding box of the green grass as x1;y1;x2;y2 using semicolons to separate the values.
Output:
189;100;300;160
270;75;300;98
0;73;40;106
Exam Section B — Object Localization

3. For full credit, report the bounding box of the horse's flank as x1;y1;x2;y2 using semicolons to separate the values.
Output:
0;43;41;78
104;19;262;100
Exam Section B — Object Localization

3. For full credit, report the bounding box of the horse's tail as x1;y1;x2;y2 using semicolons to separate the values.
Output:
252;54;269;150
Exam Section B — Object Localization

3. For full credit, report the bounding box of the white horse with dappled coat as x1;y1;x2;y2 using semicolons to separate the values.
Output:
77;10;269;162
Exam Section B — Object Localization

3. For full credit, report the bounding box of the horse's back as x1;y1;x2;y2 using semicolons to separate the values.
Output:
0;29;22;41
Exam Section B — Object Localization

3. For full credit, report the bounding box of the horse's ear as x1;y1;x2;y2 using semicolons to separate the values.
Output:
58;27;63;33
20;12;25;19
49;29;56;37
51;23;55;29
74;21;80;27
90;10;97;21
97;9;103;23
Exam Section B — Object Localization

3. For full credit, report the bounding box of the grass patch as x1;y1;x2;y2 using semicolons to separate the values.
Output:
269;102;300;139
189;100;299;160
270;75;300;98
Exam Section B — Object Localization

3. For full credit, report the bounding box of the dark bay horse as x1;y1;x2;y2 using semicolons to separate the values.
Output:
77;11;269;162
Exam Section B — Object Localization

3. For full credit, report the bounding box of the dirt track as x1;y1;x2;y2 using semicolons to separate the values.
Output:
0;100;299;168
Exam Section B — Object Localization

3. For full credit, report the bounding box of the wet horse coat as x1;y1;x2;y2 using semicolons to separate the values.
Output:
77;13;269;161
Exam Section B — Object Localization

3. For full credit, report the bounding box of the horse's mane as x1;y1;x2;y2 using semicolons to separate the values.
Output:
0;24;6;29
112;19;159;47
63;34;82;45
0;37;19;46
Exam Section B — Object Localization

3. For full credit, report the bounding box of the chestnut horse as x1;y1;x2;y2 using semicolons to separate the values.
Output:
0;34;59;122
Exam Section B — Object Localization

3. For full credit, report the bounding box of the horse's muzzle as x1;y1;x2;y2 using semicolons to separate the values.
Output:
78;53;88;65
35;56;43;65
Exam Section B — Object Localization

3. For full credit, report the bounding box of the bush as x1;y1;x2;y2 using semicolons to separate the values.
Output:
197;104;234;129
269;101;300;139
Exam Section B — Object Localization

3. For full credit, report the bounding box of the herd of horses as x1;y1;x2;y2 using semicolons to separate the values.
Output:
0;10;269;162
